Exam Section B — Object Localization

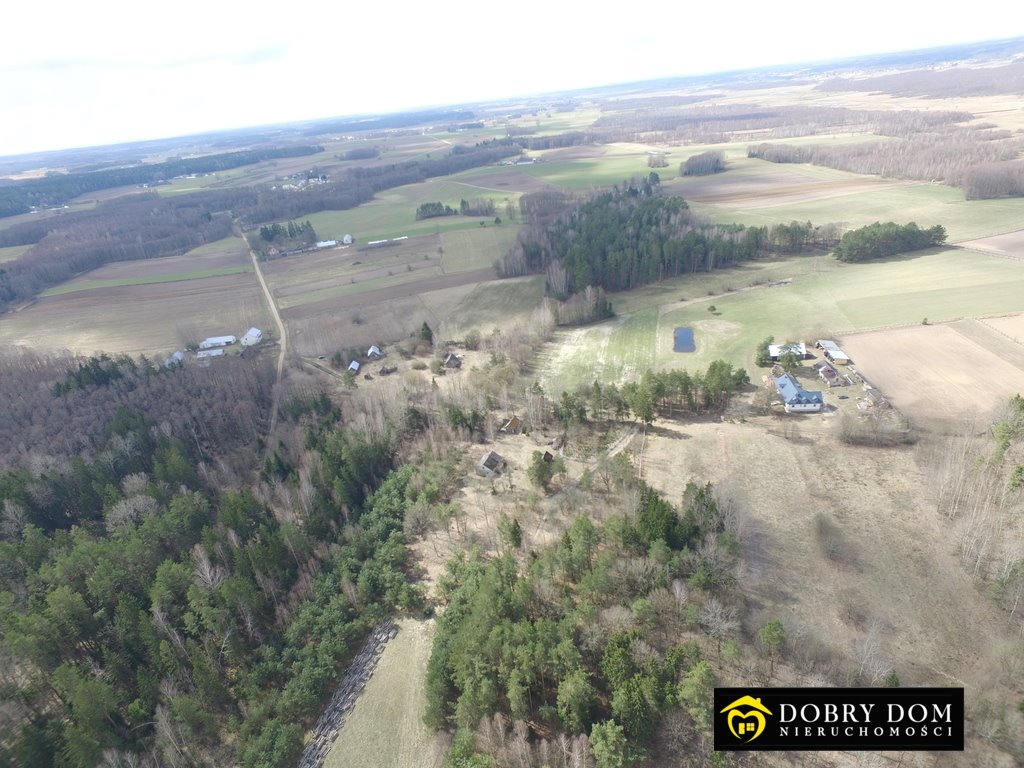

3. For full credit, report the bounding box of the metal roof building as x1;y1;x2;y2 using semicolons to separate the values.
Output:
199;335;237;349
241;328;263;347
774;373;824;413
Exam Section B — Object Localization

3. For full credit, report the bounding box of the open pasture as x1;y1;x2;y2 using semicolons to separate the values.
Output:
840;322;1024;427
540;248;1024;392
0;273;269;356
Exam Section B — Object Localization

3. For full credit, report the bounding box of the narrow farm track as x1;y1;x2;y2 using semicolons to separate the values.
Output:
241;231;287;461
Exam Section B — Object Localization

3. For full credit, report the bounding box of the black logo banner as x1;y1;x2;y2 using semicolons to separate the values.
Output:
714;687;964;751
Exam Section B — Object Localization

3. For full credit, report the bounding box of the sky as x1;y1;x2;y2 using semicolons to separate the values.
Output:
4;1;1024;157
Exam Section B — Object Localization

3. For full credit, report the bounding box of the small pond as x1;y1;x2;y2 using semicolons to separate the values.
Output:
673;327;695;353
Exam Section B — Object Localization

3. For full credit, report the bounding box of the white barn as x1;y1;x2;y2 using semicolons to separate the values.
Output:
241;328;263;347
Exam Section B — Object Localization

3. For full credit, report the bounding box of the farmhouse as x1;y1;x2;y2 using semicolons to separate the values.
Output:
768;342;808;361
816;339;851;365
774;373;824;413
241;327;263;347
164;350;184;368
199;335;237;349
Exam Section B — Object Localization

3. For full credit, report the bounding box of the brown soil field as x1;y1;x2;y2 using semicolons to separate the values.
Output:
840;323;1024;430
55;243;249;285
637;416;1022;765
981;312;1024;343
958;228;1024;257
674;174;909;209
0;273;270;355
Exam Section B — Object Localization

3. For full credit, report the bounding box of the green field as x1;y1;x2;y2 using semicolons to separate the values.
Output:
0;244;29;262
302;178;519;244
541;248;1024;391
40;266;252;296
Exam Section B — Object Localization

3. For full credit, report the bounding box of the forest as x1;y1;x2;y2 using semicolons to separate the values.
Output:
426;481;739;768
498;181;832;297
0;346;436;768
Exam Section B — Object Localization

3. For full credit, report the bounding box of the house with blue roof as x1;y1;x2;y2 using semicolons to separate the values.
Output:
773;373;824;413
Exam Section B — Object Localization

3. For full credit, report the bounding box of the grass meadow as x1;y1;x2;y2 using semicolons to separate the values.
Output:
540;248;1024;392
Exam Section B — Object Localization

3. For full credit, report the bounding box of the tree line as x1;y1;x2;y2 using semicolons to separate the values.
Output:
0;145;322;219
833;221;947;262
497;181;832;298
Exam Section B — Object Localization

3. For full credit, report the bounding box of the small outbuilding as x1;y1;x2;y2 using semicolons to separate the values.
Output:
768;342;808;362
347;360;360;373
196;349;225;359
499;415;523;434
812;361;841;387
342;234;354;245
443;352;463;369
477;450;506;477
367;345;383;359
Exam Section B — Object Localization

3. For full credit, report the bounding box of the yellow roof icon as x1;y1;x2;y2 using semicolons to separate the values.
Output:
720;695;773;716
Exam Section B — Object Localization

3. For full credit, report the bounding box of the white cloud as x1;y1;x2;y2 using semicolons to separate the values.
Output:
2;1;1023;155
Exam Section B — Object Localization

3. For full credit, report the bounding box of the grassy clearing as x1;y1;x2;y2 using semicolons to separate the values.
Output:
541;308;659;394
324;619;443;768
444;276;545;333
183;236;249;257
541;248;1024;390
440;226;519;273
40;266;252;296
0;244;29;262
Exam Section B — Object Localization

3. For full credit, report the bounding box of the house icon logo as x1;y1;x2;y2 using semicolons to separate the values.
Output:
720;695;773;743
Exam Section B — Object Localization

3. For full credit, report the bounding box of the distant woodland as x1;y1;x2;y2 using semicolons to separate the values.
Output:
0;140;521;309
0;146;323;219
